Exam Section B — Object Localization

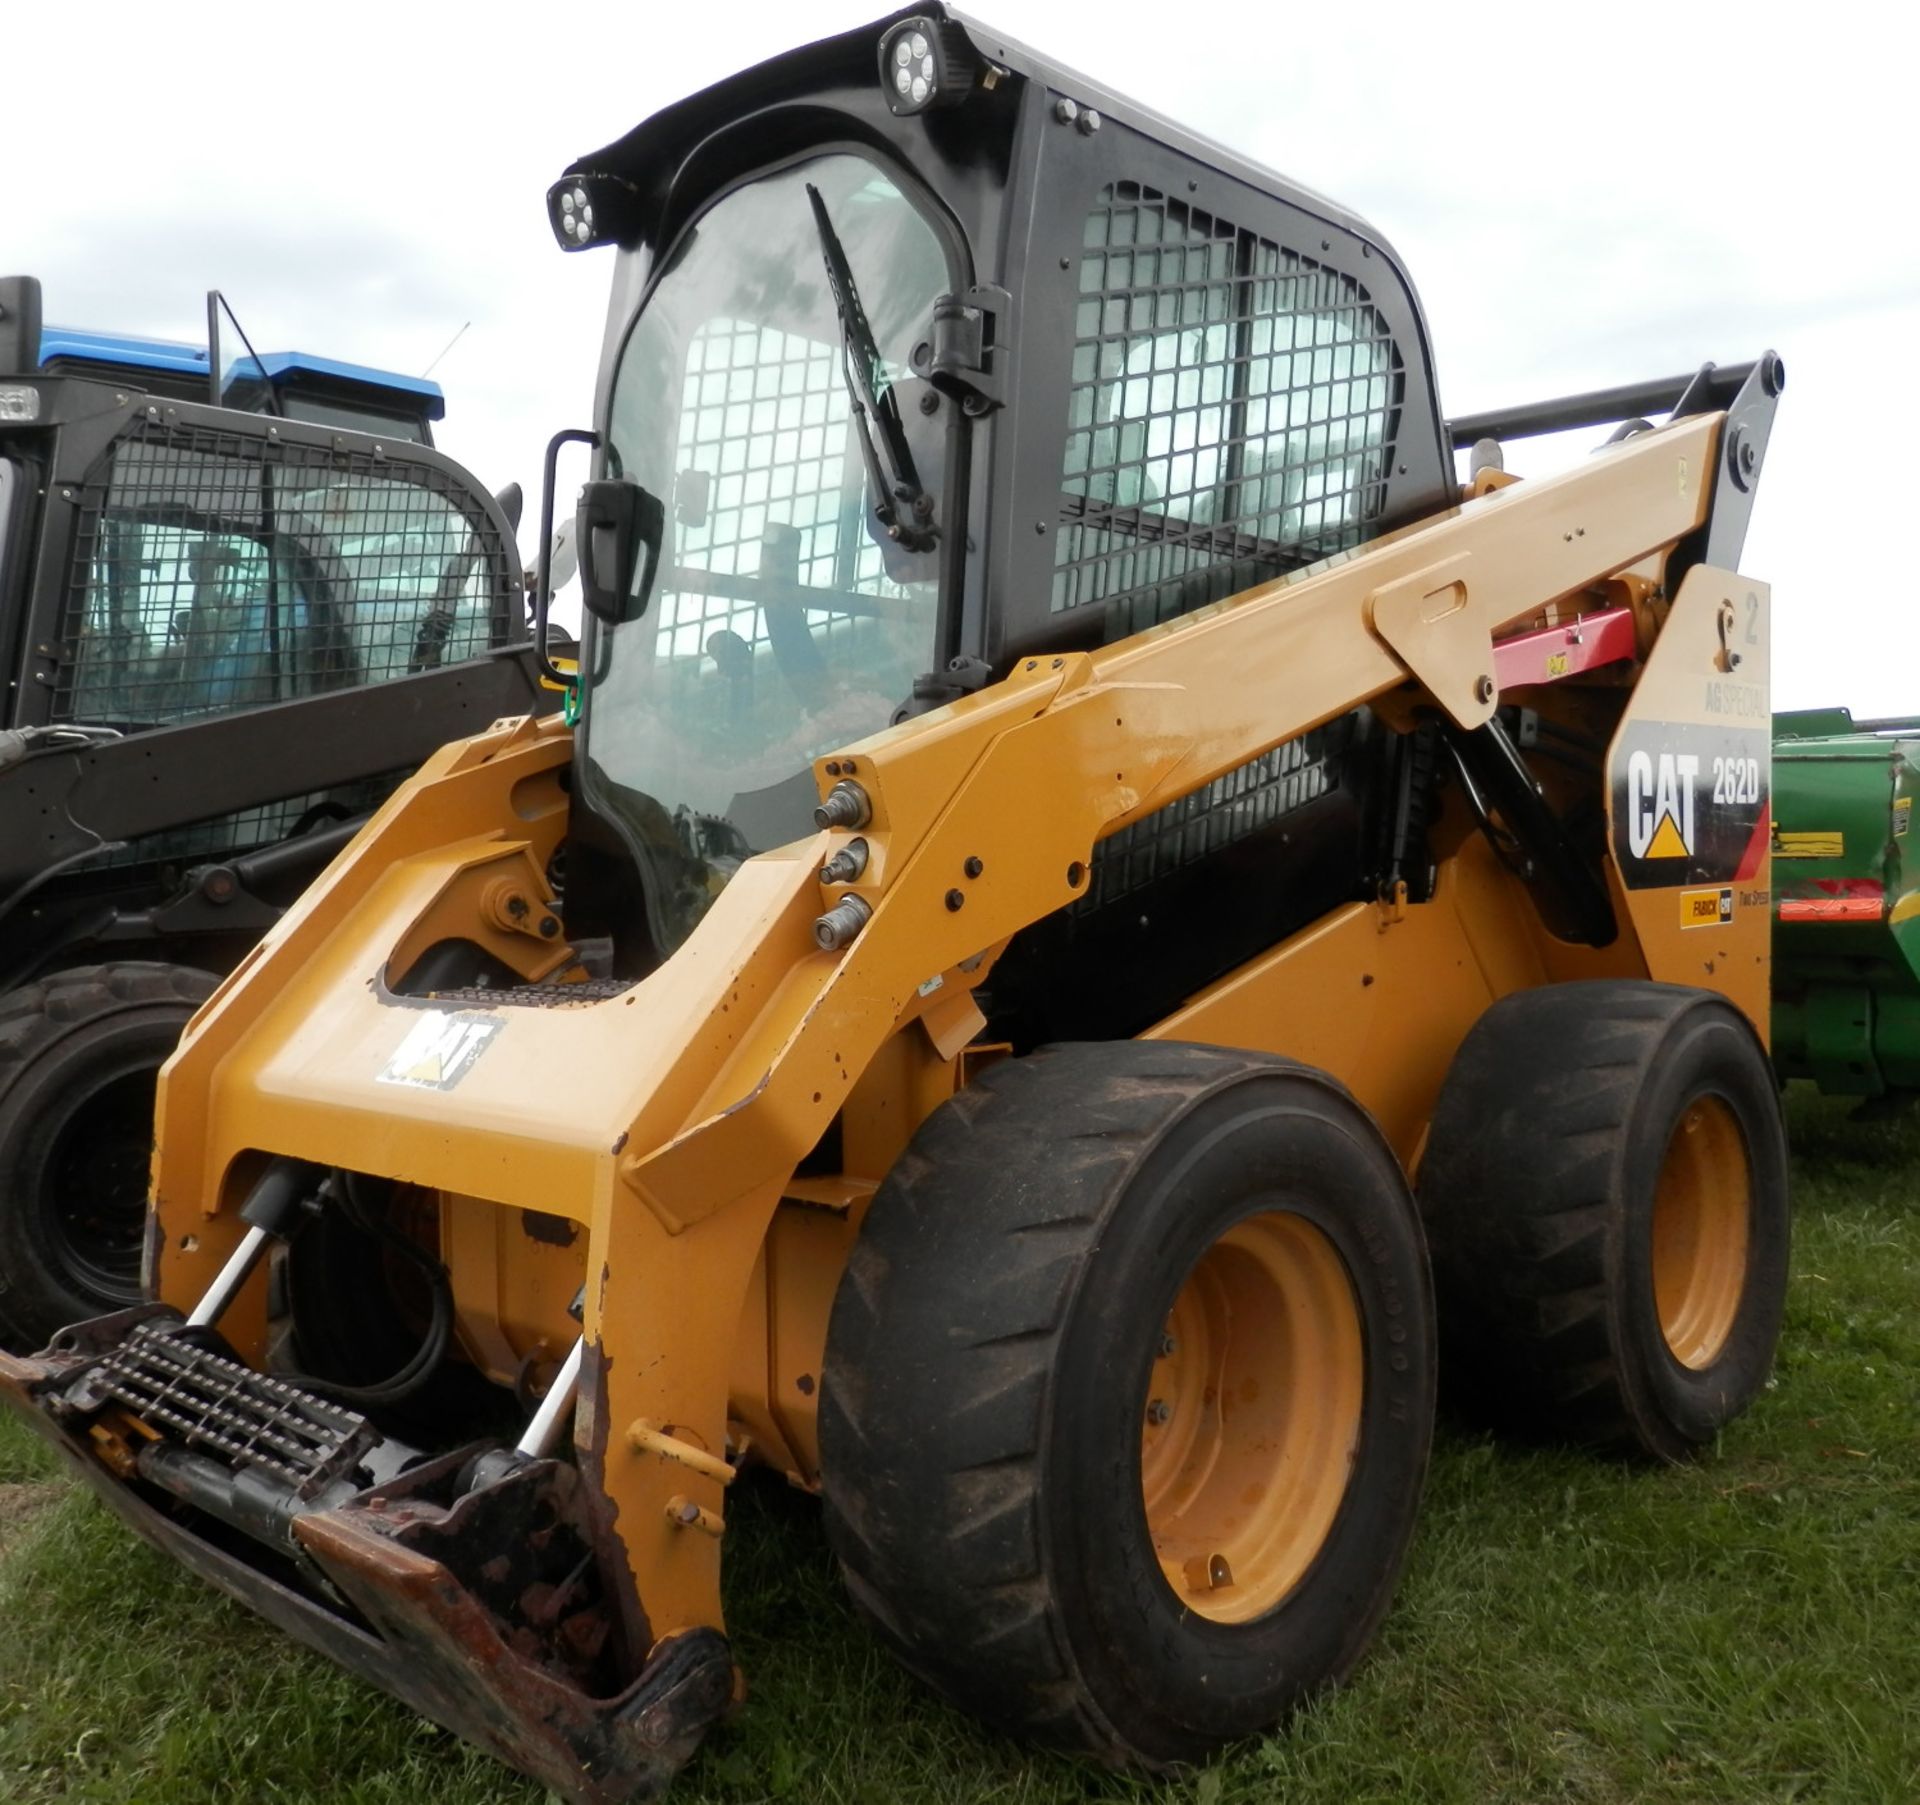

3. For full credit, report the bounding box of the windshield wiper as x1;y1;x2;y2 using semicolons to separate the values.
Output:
805;183;937;554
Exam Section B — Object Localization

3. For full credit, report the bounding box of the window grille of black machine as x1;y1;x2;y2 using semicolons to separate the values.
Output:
1054;182;1405;637
52;417;516;729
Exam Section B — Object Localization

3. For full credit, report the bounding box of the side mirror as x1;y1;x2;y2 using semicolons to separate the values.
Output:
576;478;664;626
0;276;43;377
547;516;578;593
493;480;524;536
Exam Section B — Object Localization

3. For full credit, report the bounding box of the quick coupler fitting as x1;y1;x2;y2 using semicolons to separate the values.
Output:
814;779;872;831
820;836;870;885
813;893;872;952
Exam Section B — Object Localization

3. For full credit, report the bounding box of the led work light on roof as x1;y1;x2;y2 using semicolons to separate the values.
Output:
877;15;979;115
546;172;636;253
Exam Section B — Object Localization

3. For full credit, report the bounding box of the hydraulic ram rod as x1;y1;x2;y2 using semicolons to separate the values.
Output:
516;1336;585;1457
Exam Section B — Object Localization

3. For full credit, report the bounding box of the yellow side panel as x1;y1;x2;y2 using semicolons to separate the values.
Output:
1603;567;1772;1041
1145;835;1549;1167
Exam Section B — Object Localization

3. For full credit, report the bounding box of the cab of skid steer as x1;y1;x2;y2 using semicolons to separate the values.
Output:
544;3;1456;973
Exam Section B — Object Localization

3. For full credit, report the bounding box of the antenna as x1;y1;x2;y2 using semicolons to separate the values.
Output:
423;321;471;379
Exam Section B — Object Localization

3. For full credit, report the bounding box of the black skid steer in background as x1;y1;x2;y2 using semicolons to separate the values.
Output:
0;276;551;1344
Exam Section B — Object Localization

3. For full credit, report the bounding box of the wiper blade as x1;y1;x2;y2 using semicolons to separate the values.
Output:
805;183;937;554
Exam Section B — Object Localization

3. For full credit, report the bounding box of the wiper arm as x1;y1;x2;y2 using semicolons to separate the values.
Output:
805;183;937;554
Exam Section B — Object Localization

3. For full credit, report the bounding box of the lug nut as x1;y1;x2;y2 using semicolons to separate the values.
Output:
1159;1334;1177;1358
814;779;872;831
813;893;872;952
820;837;870;885
1146;1398;1171;1426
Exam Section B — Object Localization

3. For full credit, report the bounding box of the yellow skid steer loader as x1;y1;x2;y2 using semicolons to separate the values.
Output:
2;10;1787;1799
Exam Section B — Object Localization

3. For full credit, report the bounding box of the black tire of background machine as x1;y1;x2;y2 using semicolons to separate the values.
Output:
0;963;218;1348
1417;979;1789;1463
818;1039;1436;1769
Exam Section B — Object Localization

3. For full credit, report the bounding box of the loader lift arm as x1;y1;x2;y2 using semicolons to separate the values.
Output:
629;404;1743;1226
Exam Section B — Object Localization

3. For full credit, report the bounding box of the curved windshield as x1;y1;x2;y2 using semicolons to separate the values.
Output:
586;153;956;953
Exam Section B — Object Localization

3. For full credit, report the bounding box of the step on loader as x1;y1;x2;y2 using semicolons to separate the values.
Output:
0;10;1789;1799
0;281;551;1345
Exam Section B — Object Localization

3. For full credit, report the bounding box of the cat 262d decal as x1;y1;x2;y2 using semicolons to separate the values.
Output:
1610;720;1770;892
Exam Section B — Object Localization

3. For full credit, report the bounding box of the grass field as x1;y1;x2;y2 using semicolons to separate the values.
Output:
2;1086;1914;1805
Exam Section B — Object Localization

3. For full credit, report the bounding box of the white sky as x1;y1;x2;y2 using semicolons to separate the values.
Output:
8;0;1915;712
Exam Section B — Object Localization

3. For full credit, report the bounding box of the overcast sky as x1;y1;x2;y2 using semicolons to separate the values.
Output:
8;1;1914;712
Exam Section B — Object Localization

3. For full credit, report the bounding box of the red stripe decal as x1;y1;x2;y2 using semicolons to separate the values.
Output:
1778;877;1885;922
1779;896;1885;922
1734;802;1771;881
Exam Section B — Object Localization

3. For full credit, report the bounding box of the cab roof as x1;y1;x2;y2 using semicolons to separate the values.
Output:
38;325;446;420
559;2;1390;258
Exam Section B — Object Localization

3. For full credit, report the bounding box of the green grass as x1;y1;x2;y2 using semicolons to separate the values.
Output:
3;1086;1915;1805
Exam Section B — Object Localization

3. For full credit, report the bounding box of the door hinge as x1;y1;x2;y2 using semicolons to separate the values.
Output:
928;285;1010;414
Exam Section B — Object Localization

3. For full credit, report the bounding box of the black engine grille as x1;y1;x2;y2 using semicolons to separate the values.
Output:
426;977;635;1008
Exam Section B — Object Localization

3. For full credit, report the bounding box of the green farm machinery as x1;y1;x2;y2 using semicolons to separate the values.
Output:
1772;709;1920;1100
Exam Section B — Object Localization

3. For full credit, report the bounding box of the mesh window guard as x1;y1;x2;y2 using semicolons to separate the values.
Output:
1054;181;1404;637
55;418;511;728
653;314;921;664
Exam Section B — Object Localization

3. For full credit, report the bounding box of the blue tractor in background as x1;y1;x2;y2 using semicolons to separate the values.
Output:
35;318;449;444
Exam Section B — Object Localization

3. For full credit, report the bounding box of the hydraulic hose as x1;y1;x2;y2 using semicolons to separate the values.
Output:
290;1170;454;1409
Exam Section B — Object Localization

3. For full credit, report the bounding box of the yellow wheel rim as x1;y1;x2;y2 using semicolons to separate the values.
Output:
1650;1095;1750;1369
1140;1212;1364;1624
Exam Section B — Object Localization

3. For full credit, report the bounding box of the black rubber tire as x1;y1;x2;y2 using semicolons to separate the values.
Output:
1417;980;1789;1463
818;1040;1436;1768
0;962;218;1349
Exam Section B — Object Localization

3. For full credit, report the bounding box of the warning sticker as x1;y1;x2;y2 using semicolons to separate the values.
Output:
1679;886;1734;929
1611;722;1769;891
1775;830;1844;860
378;1010;503;1092
1896;797;1912;839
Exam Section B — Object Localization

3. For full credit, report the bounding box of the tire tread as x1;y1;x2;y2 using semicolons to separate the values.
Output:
0;962;217;1345
820;1041;1399;1765
1418;979;1785;1459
